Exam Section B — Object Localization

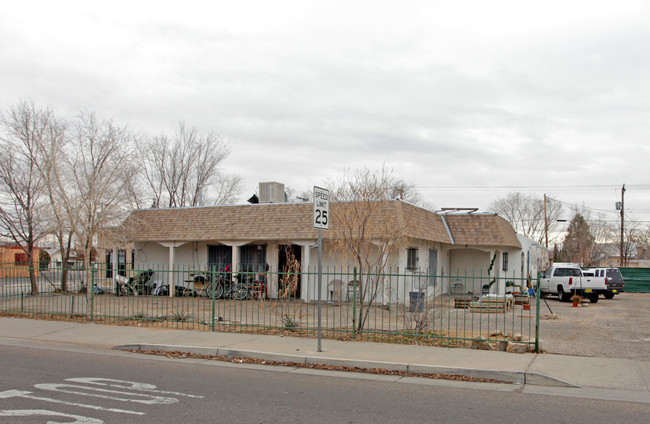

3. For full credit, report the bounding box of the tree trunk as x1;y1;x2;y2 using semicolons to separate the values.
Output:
59;232;73;292
28;248;38;295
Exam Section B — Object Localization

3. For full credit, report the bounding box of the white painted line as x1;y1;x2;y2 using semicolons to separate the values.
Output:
0;390;143;415
66;378;204;398
34;383;179;405
0;409;104;424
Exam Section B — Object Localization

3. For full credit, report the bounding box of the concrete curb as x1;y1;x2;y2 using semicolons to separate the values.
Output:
113;343;577;388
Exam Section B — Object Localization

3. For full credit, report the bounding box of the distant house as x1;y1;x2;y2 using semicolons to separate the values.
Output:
0;245;41;278
516;234;552;281
109;196;526;301
594;242;650;268
46;248;96;270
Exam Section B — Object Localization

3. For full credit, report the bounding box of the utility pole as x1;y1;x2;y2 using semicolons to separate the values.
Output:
620;184;626;266
544;194;548;248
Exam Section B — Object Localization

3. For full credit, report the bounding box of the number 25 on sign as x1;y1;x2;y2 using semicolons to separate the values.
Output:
313;186;329;230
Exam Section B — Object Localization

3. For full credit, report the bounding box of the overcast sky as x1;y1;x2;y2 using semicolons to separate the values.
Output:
1;0;649;229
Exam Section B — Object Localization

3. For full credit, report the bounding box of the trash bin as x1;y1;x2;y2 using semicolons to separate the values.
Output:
409;291;425;312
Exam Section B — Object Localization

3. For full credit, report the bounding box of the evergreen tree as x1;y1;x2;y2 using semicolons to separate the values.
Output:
559;213;595;265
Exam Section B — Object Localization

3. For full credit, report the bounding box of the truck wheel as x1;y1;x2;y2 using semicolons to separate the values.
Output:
604;292;615;300
589;293;599;303
557;287;568;302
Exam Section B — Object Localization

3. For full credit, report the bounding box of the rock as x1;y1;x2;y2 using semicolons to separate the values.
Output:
489;330;503;337
471;336;493;350
506;342;530;353
512;333;523;341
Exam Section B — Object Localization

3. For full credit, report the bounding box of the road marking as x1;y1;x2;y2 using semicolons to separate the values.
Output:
66;377;204;398
0;390;143;415
34;383;179;405
0;376;203;421
0;409;104;424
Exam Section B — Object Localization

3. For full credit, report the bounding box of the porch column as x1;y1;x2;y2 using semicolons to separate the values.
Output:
296;242;314;301
159;242;186;297
223;242;247;279
112;247;118;281
266;244;279;299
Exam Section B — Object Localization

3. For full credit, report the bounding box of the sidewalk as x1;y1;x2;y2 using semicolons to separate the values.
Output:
1;317;649;403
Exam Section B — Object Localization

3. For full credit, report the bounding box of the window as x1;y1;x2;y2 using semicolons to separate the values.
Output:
15;253;28;266
407;248;418;271
502;252;509;272
555;267;581;277
240;244;266;273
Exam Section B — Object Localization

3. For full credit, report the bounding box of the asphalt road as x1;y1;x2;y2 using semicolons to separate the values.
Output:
1;342;648;424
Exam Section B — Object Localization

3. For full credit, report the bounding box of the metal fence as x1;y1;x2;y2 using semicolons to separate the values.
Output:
0;263;540;352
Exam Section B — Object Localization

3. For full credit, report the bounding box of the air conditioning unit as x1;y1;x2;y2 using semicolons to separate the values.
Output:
258;182;286;203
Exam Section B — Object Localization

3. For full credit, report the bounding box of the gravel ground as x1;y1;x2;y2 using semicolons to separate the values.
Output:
537;292;650;360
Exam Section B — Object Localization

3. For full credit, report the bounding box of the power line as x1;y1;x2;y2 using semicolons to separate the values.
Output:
416;184;650;191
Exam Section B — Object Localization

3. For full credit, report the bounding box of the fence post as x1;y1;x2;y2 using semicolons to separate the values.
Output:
352;267;357;338
211;265;216;332
90;264;95;323
535;272;541;353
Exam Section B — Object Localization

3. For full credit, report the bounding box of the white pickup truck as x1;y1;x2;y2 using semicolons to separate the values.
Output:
539;263;605;303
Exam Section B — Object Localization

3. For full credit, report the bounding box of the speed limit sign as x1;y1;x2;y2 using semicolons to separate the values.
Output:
313;186;329;230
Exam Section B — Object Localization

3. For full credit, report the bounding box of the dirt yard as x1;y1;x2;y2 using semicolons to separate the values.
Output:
536;292;650;360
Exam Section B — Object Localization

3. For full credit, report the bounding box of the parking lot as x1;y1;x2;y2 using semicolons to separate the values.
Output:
537;292;650;360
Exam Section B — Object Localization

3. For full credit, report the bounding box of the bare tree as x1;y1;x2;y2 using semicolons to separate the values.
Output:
328;166;412;332
0;100;54;294
637;224;650;260
489;192;563;246
142;123;241;208
610;218;644;266
34;109;76;291
53;112;139;284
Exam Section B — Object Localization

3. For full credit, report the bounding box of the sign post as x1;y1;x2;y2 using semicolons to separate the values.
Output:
313;186;329;352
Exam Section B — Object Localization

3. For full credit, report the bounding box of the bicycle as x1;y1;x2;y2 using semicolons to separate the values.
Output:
195;265;250;300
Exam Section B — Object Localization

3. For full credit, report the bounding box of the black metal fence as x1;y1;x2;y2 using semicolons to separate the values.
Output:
0;263;540;352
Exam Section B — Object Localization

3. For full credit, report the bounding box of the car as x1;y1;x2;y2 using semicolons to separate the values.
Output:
582;267;625;299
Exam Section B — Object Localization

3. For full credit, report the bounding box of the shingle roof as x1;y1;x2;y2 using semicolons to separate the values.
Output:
120;203;317;242
443;214;521;249
118;201;519;248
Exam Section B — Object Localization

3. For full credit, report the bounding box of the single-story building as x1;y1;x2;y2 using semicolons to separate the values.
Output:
0;245;41;278
108;192;537;302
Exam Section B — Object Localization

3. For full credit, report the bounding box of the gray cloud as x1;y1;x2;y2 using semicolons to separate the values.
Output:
1;1;648;223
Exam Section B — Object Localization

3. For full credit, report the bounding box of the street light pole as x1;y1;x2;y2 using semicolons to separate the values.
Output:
620;184;626;266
